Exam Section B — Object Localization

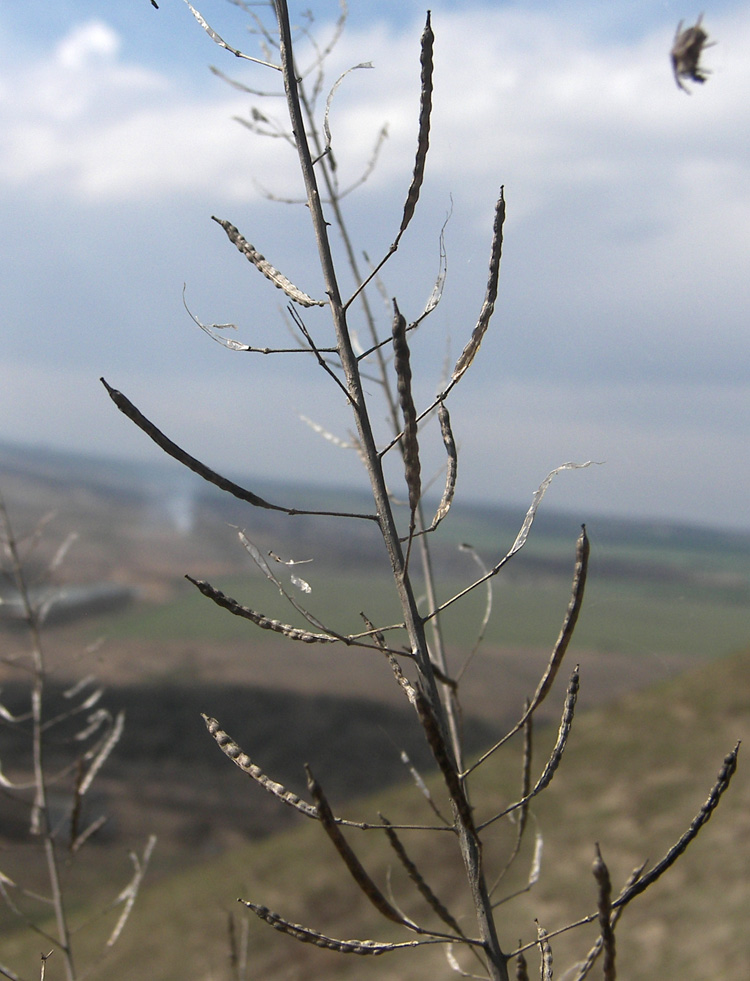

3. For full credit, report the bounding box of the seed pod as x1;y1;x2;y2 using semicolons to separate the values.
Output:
392;299;421;515
213;217;325;307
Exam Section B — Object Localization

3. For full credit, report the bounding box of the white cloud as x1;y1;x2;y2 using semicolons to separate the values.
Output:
2;3;750;529
2;6;748;214
55;20;120;71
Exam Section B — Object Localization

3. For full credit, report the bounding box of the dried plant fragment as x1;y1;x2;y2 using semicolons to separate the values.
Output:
306;765;414;928
392;299;421;518
492;702;533;889
186;576;339;644
202;715;318;818
397;11;434;241
405;749;450;824
593;844;616;981
671;15;714;93
323;62;374;159
78;709;125;796
213;217;325;307
451;190;505;384
238;902;424;955
106;834;156;948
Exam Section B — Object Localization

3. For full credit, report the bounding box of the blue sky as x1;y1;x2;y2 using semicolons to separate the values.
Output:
2;1;749;530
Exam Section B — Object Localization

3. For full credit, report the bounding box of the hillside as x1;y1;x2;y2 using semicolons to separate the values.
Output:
1;442;749;979
1;646;745;980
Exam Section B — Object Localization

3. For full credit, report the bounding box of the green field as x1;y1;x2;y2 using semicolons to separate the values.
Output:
101;548;750;663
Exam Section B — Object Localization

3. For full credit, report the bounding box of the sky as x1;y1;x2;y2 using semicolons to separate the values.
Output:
1;0;749;532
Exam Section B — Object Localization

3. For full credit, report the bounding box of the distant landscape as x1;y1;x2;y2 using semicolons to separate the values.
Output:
1;439;748;979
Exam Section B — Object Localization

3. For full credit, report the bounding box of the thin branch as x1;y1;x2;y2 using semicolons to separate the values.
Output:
183;286;337;353
286;304;350;398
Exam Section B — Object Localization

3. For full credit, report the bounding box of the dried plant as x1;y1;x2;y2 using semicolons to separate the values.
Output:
104;3;738;978
0;492;154;981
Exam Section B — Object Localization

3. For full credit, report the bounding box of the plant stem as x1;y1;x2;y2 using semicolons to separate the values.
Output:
272;5;508;976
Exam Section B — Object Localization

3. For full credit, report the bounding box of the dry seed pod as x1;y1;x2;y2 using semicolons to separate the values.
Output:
415;690;476;835
397;11;434;240
213;217;325;307
202;715;319;818
239;902;421;955
101;379;299;514
452;190;505;383
186;576;338;644
613;741;740;910
380;816;465;938
392;300;422;514
515;947;529;981
430;402;457;529
593;843;616;981
306;766;412;928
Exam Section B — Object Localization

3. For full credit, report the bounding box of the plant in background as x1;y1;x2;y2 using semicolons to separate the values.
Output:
103;2;739;978
0;493;154;981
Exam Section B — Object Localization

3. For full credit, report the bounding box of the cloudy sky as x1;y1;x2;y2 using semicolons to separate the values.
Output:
2;0;749;531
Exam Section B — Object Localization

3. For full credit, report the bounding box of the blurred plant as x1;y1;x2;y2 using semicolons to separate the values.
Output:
103;2;739;978
0;492;154;981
